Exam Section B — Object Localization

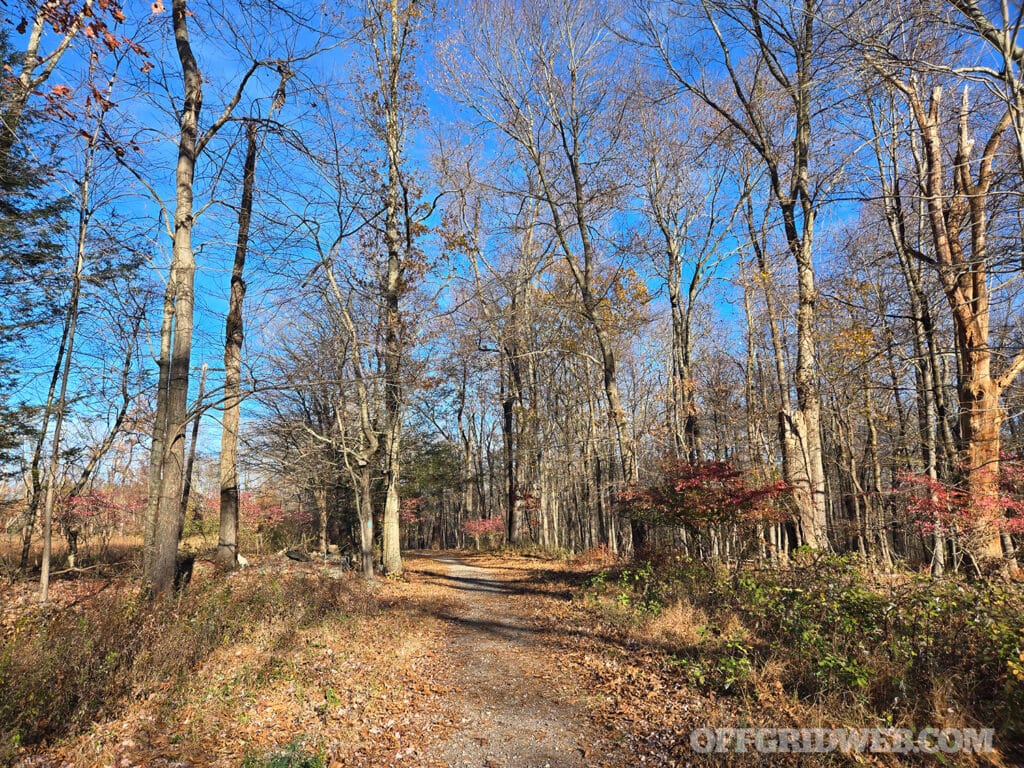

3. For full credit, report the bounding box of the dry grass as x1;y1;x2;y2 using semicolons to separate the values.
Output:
2;553;483;767
1;532;139;578
647;599;708;645
0;560;378;764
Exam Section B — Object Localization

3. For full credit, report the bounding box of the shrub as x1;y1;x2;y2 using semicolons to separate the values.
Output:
619;460;790;531
599;553;1024;745
236;493;313;552
894;465;1024;550
462;516;504;550
59;488;144;565
619;461;791;563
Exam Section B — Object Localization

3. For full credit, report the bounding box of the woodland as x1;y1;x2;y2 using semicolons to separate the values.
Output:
3;0;1024;765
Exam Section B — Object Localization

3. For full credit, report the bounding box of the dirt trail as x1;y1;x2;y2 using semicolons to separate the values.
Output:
410;554;618;768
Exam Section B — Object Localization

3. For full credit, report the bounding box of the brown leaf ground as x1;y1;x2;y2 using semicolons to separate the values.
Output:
9;553;630;768
7;552;1007;767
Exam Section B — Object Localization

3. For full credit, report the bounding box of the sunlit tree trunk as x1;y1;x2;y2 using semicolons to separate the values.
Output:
901;86;1024;561
217;121;258;569
365;0;423;576
146;0;204;595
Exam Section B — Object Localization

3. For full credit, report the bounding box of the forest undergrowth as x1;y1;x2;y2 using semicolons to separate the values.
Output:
571;548;1024;765
1;550;1022;767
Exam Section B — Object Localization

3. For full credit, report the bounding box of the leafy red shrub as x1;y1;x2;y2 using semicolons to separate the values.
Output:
463;516;504;538
63;489;141;526
893;459;1024;538
619;460;790;530
462;516;505;549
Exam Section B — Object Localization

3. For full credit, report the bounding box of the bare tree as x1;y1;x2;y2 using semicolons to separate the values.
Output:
144;0;303;595
216;121;259;569
443;0;642;549
634;0;840;549
357;0;432;575
632;101;741;463
895;83;1021;561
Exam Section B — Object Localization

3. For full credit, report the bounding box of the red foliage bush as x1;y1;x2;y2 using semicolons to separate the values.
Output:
63;489;142;529
619;460;791;530
894;458;1024;537
463;516;505;538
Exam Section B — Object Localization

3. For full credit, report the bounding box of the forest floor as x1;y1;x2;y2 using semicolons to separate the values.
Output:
7;551;1009;767
8;552;657;767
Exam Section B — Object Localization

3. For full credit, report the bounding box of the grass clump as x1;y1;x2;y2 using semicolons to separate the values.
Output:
242;738;325;768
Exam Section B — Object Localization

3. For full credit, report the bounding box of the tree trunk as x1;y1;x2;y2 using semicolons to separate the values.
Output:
377;0;410;577
146;0;204;596
38;129;93;601
869;94;951;571
501;363;520;543
178;362;207;538
380;229;404;576
356;463;374;578
143;275;175;578
789;234;829;549
217;121;258;570
904;85;1022;562
666;242;700;463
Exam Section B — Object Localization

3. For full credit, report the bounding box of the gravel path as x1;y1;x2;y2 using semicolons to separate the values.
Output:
415;555;613;768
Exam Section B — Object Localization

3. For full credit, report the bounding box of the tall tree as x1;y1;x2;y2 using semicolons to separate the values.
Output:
852;1;1024;563
216;121;259;569
359;0;431;575
144;0;294;595
894;83;1022;562
636;0;838;549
